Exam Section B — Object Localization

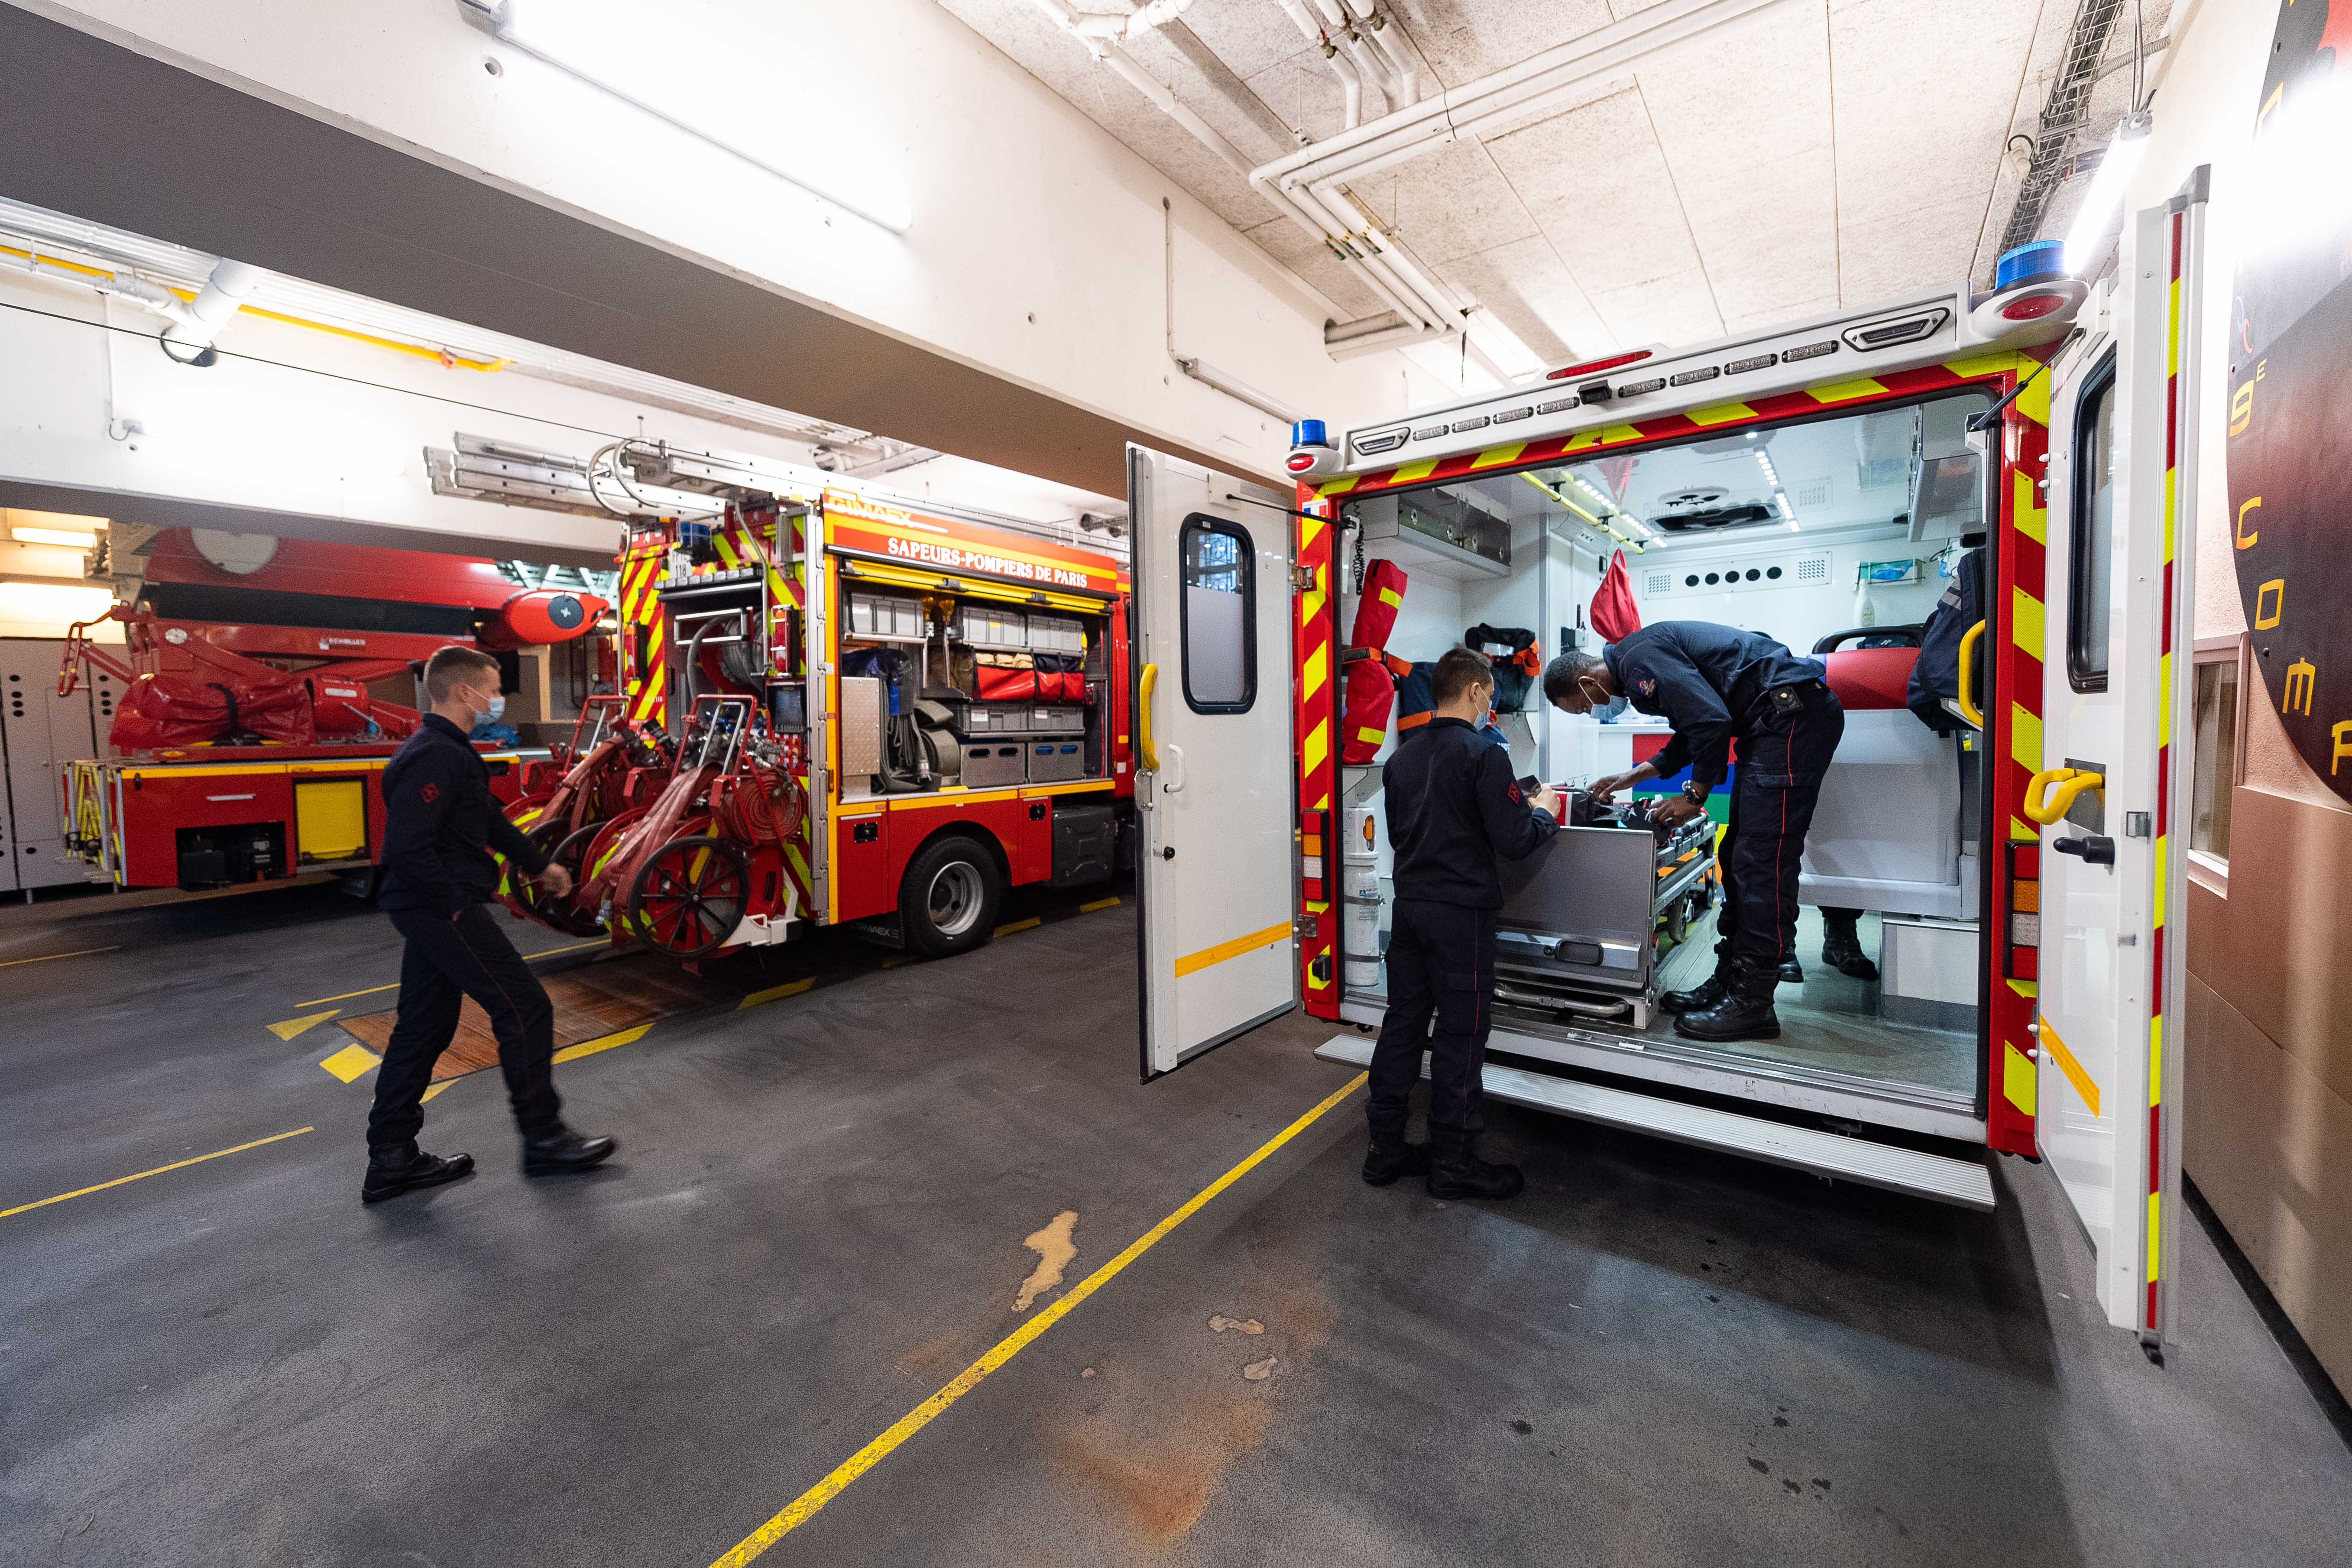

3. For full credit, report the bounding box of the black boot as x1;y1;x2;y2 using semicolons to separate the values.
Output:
1426;1129;1523;1200
1660;969;1730;1015
361;1141;475;1204
1674;960;1780;1042
1362;1138;1433;1187
521;1124;618;1176
1778;956;1805;984
1821;914;1879;980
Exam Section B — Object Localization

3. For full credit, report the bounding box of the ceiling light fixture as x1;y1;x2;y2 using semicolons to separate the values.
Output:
2061;110;2153;276
11;525;101;548
463;0;911;234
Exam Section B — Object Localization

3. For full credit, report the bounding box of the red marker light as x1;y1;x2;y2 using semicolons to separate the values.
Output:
2000;292;2067;321
1545;350;1653;382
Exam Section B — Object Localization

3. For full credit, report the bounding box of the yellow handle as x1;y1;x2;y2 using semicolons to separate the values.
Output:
1955;619;1986;728
1137;662;1160;772
2023;767;2105;825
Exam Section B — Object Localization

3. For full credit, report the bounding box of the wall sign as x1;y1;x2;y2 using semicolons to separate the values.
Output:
2229;0;2352;799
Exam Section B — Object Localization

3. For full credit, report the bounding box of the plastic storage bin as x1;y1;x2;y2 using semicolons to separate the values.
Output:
848;592;924;639
954;604;1027;649
1028;614;1084;654
941;700;1027;736
1030;704;1085;734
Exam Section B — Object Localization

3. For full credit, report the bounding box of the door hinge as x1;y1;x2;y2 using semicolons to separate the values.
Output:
1289;564;1318;593
2124;811;2151;838
1293;914;1319;940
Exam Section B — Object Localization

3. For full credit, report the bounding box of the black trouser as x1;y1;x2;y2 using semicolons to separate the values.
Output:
1716;685;1844;987
1368;898;1495;1144
366;904;561;1150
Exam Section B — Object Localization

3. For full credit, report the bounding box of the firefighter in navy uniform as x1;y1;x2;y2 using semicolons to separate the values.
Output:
1367;647;1563;1201
361;645;616;1204
1543;624;1845;1043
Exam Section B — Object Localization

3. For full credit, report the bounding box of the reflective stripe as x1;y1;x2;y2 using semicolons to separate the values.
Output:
1174;920;1293;979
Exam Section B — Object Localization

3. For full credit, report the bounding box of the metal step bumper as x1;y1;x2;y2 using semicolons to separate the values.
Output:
1313;1034;1995;1210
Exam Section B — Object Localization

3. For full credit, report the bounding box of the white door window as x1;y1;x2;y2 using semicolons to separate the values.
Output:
1130;449;1298;1079
2034;187;2204;1353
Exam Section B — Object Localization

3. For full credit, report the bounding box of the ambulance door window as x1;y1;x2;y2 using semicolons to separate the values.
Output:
1179;517;1256;713
2067;355;2119;692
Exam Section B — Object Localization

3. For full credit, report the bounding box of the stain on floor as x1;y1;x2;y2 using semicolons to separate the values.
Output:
1014;1209;1079;1313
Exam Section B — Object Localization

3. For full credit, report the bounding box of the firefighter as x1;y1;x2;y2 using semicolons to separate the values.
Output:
362;645;616;1204
1367;647;1563;1201
1543;624;1845;1043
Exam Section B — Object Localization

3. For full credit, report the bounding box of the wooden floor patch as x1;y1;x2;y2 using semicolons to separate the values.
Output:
336;957;729;1079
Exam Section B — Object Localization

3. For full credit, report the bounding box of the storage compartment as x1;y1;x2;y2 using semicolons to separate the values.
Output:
175;821;288;889
847;592;925;640
960;741;1027;788
1030;704;1085;735
1049;803;1116;887
1026;740;1086;782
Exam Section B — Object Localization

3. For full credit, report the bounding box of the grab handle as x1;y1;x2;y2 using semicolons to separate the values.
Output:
1955;619;1986;728
1137;662;1160;773
2023;767;2105;825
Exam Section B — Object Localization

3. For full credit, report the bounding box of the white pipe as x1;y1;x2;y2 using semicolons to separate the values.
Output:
1069;0;1198;39
1262;0;1785;195
1176;356;1303;423
1345;1;1420;105
1275;0;1363;130
1096;48;1255;175
1309;0;1396;111
160;257;262;357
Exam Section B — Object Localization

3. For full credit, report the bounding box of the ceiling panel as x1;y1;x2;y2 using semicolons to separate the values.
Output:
1828;0;2049;228
1355;138;1541;264
1483;88;1710;304
1434;234;1605;364
1586;267;1725;350
1387;0;1618;89
1240;214;1389;320
1837;190;1994;303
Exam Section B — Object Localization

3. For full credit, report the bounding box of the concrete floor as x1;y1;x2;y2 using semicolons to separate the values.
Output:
4;885;2350;1567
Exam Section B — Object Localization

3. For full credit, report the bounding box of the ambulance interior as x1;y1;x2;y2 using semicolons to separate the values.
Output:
1338;389;1993;1114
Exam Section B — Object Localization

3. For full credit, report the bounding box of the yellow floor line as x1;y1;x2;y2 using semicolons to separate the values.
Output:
705;1071;1369;1565
3;1127;313;1219
991;917;1042;938
0;945;121;968
295;938;613;1007
1078;895;1123;914
267;1009;341;1041
553;1024;651;1064
319;1043;381;1083
739;978;814;1009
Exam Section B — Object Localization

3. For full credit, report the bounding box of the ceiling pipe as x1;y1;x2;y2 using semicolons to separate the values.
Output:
1067;0;1199;39
1274;0;1364;130
159;257;264;365
1342;0;1420;106
1309;0;1398;113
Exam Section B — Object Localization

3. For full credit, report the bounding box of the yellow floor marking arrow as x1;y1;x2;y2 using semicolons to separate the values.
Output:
267;1009;342;1041
319;1043;382;1083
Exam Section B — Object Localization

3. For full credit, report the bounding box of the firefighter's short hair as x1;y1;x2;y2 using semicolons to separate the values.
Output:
1430;645;1494;709
423;645;502;702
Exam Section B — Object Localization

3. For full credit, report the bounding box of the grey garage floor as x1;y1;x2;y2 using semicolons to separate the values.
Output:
3;884;2349;1568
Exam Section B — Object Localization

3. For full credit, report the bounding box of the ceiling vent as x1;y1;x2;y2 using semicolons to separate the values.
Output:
1794;478;1832;509
1643;569;1675;596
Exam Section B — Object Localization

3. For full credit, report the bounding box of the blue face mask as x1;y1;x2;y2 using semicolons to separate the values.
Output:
1594;693;1628;723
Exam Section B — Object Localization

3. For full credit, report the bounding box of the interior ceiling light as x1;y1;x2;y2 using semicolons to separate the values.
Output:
2061;110;2153;276
463;0;911;234
11;525;101;548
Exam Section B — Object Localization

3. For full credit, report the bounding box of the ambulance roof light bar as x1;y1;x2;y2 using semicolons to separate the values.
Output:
1544;349;1653;381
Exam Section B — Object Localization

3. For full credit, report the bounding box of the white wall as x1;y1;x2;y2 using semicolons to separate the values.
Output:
16;0;1447;478
1630;535;1950;654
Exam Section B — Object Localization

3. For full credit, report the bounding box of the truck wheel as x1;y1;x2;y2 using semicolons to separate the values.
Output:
899;835;1001;959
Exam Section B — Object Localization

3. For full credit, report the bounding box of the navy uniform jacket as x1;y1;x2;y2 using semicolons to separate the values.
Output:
1605;622;1824;793
1383;716;1559;909
379;714;549;916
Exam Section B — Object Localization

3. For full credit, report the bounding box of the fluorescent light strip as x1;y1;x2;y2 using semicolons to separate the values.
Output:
490;6;910;235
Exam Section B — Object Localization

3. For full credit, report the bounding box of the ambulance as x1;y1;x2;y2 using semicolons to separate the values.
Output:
1125;175;2211;1358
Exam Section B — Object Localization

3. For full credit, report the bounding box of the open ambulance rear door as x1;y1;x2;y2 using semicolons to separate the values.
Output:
1127;447;1299;1080
2030;174;2206;1356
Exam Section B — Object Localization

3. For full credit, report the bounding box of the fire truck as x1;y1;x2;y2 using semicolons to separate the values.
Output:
60;528;606;891
1125;185;2208;1360
493;448;1133;963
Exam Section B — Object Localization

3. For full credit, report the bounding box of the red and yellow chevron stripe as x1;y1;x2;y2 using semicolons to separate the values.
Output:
619;541;668;727
1319;356;2031;499
1987;352;2050;1159
1294;494;1339;1017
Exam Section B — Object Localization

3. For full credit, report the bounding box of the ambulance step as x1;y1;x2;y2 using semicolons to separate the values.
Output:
1312;1035;1994;1211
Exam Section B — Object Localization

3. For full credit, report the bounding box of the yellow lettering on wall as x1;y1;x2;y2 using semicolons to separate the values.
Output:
2229;382;2254;437
2334;722;2352;778
2284;657;2316;717
2255;578;2285;629
2237;496;2261;548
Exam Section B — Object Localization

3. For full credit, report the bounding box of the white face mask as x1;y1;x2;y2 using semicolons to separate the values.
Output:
483;693;507;724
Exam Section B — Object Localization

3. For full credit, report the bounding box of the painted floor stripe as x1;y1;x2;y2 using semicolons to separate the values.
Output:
705;1071;1368;1565
319;1043;382;1083
295;938;612;1007
553;1024;651;1064
0;945;121;969
3;1127;314;1219
268;1009;341;1041
991;917;1042;938
1078;895;1123;914
740;978;815;1009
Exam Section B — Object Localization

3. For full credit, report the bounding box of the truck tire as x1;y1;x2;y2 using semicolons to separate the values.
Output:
898;834;1001;959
